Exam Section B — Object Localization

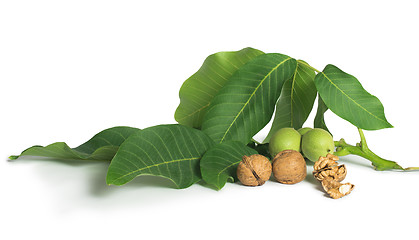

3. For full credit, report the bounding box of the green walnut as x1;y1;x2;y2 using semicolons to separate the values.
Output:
301;128;335;162
269;128;301;157
297;127;312;136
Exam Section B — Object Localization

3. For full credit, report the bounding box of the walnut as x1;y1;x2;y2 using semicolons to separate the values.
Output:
313;154;347;182
313;153;339;170
272;150;306;184
237;154;272;186
312;153;354;199
321;177;354;199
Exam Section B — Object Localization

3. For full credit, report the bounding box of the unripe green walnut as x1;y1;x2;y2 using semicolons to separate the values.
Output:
269;128;301;157
297;127;312;136
301;128;335;162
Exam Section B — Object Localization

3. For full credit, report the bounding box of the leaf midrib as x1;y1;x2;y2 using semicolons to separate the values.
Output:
320;71;388;124
289;61;299;127
219;57;293;143
216;159;240;181
176;103;210;121
110;156;200;183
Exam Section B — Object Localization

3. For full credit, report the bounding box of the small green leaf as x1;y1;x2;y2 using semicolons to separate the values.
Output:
315;64;393;130
200;141;257;190
264;60;317;142
106;124;215;188
313;95;330;133
10;126;140;161
250;143;271;159
175;47;264;128
201;53;297;144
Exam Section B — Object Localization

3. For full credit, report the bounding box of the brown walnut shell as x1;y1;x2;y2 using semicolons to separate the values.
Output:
313;154;347;182
272;150;306;184
237;154;272;186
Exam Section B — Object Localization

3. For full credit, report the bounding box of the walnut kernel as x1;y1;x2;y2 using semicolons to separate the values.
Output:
313;153;354;199
321;177;354;199
313;154;347;182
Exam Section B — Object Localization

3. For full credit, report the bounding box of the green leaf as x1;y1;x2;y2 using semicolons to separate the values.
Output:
250;143;271;159
106;124;215;188
313;95;330;133
10;126;140;161
264;60;317;143
175;47;264;128
200;141;258;190
201;53;297;144
314;64;393;130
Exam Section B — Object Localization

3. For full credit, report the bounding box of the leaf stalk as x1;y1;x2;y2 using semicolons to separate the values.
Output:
334;128;404;171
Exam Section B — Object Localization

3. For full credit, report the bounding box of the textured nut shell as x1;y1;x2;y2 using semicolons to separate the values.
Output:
272;150;306;184
313;156;338;171
321;177;354;199
314;164;347;182
237;155;272;186
313;154;347;182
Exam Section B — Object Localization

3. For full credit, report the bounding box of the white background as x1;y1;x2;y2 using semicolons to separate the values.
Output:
1;0;418;239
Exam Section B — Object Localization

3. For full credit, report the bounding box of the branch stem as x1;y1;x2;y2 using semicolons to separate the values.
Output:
334;129;404;171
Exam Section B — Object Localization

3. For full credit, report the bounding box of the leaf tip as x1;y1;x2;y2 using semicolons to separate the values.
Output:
214;183;223;191
105;174;132;186
105;180;113;186
105;175;117;186
8;155;19;160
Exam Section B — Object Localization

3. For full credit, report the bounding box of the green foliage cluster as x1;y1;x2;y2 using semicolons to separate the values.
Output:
11;47;411;190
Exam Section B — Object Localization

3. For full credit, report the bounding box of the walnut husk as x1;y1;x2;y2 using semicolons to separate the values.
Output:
272;150;306;184
237;154;272;186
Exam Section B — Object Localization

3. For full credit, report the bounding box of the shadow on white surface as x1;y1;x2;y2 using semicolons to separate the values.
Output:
5;155;236;213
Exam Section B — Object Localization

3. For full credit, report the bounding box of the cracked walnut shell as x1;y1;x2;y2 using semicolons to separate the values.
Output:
321;177;354;199
237;154;272;186
313;153;355;199
313;153;347;182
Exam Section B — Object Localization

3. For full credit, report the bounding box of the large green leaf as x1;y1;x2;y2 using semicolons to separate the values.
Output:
200;141;257;190
106;124;215;188
263;60;317;143
175;47;264;128
315;64;392;130
313;95;331;133
9;126;140;161
201;53;297;144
